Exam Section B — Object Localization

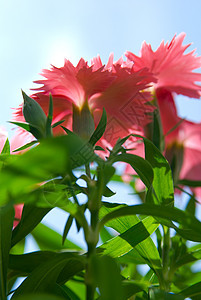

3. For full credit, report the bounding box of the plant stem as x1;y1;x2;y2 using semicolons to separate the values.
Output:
85;163;91;179
162;225;171;291
85;166;104;299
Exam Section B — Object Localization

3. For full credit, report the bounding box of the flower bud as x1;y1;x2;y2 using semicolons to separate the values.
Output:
22;90;47;139
165;141;184;182
72;102;95;140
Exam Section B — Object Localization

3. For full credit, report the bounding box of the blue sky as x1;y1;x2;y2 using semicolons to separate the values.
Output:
2;1;201;250
1;0;201;134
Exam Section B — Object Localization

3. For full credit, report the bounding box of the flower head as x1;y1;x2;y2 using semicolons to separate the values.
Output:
126;33;201;98
14;55;156;146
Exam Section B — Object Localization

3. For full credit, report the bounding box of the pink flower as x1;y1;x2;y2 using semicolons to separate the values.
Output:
126;33;201;98
123;34;201;202
157;89;201;177
13;55;155;146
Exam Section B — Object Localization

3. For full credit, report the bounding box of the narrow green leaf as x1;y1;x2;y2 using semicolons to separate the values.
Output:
149;288;185;299
0;135;99;206
9;251;58;274
52;120;65;128
89;108;107;146
61;126;74;135
122;280;150;298
11;205;51;247
179;281;201;298
46;94;53;137
65;281;87;300
9;121;31;132
142;136;174;205
11;252;84;298
92;255;123;300
12;294;66;300
62;215;74;245
175;244;201;268
99;203;201;242
1;138;10;154
186;196;196;215
12;141;38;153
111;153;153;189
0;204;15;300
94;145;105;151
9;251;85;287
178;179;201;187
32;223;82;251
99;203;162;273
103;185;115;197
100;226;113;243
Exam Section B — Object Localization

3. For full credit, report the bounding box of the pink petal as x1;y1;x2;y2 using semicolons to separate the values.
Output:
126;33;201;98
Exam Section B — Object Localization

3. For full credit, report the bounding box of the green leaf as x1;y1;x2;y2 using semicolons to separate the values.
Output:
0;135;98;205
1;138;10;154
92;255;123;300
12;141;38;153
111;153;153;189
9;251;85;288
62;215;74;245
9;121;31;133
12;294;66;300
99;222;162;275
11;252;85;298
99;203;162;274
32;223;82;251
186;196;196;215
52;120;65;128
179;281;201;298
11;205;51;247
94;145;105;151
89;108;107;146
103;185;115;197
149;288;185;300
0;204;15;300
178;179;201;187
122;280;150;298
174;244;201;268
100;226;113;243
65;281;86;300
99;203;201;242
46;94;53;137
99;217;158;260
142;136;174;205
9;251;58;274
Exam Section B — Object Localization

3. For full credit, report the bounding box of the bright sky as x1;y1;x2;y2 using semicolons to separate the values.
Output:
2;0;201;250
1;0;201;133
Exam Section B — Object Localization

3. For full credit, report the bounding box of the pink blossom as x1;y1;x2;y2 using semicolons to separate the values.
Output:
126;33;201;98
124;34;201;201
157;89;201;180
13;55;155;146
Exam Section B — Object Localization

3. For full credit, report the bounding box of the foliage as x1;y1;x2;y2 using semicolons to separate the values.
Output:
2;34;201;299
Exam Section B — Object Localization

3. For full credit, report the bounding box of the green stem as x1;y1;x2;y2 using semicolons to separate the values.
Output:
162;225;171;291
85;166;104;300
85;163;91;179
86;242;96;300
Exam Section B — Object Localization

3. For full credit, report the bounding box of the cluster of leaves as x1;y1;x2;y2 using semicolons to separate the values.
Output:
1;94;201;300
